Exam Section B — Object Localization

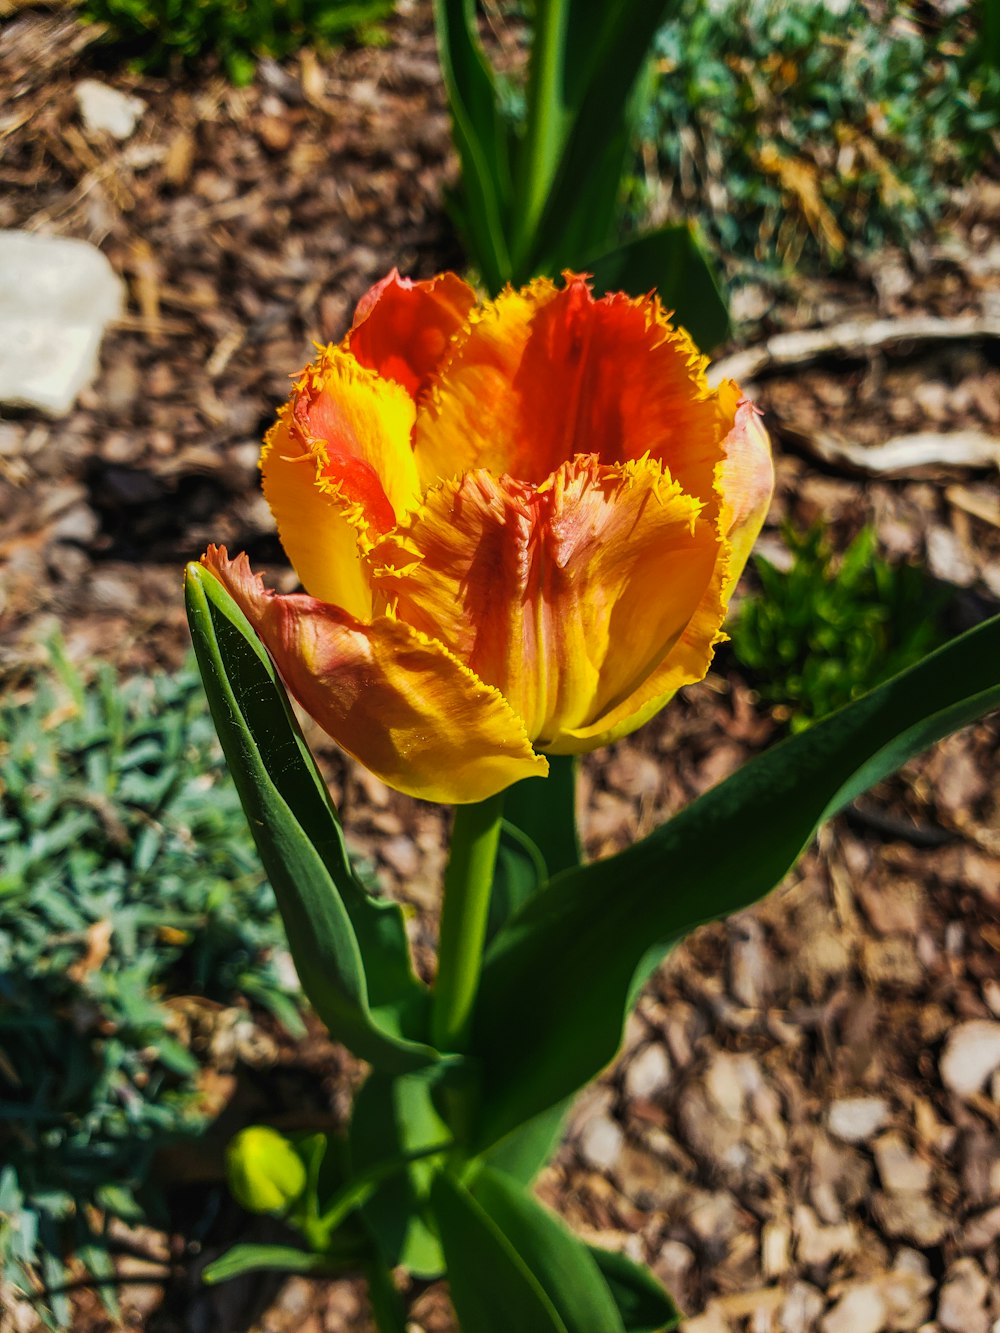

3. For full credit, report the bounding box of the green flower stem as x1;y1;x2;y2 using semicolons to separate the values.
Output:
431;793;505;1054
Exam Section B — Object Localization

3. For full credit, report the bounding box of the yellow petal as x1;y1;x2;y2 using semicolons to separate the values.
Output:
261;346;420;618
714;391;774;599
201;546;548;804
369;455;720;749
413;274;732;496
561;399;774;750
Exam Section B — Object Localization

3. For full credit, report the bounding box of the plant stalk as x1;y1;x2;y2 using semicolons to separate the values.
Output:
431;793;505;1053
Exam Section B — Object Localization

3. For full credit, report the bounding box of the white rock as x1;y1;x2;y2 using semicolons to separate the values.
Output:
938;1258;990;1333
826;1096;890;1143
780;1282;825;1333
873;1131;932;1194
0;231;124;416
821;1284;887;1333
74;79;146;140
577;1113;623;1173
624;1042;672;1101
939;1021;1000;1097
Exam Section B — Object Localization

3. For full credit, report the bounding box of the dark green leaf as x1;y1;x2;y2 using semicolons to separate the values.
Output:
480;1097;570;1187
470;1166;626;1332
433;0;513;289
519;0;673;277
348;1070;451;1278
430;1172;567;1332
587;1246;682;1332
487;821;549;946
504;753;580;879
472;614;1000;1149
588;225;730;351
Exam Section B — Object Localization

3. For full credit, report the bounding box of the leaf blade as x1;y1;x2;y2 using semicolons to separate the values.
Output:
472;613;1000;1148
185;563;437;1072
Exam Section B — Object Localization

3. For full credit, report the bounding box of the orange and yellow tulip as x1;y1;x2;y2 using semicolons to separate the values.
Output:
202;271;773;804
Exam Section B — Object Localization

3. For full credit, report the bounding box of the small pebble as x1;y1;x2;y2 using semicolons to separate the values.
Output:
827;1096;890;1143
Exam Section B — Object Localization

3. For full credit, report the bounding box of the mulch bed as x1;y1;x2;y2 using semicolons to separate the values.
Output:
1;5;998;1330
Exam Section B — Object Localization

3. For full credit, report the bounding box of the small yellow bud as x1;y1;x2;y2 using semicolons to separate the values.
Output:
226;1126;307;1215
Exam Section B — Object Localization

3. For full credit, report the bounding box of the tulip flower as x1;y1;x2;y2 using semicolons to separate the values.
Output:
202;271;773;804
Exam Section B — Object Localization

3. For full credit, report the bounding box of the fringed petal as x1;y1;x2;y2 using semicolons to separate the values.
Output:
261;347;420;616
369;455;721;749
413;274;734;499
201;546;548;804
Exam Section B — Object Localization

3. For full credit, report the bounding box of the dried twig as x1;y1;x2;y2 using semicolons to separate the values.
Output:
779;426;1000;477
709;314;1000;387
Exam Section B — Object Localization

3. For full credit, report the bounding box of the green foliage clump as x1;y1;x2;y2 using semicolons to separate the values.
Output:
0;647;301;1327
732;524;951;731
635;0;999;275
80;0;394;84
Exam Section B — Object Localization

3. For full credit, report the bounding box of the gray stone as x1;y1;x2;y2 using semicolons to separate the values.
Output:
822;1284;887;1333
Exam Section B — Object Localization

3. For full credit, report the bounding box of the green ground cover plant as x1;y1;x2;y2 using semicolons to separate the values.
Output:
634;0;999;276
0;647;301;1327
79;0;393;84
732;523;952;731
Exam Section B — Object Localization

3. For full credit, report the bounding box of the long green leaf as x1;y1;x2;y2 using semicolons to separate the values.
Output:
504;753;580;880
587;1247;682;1332
185;564;437;1072
348;1070;451;1278
202;1243;347;1285
486;821;549;947
472;613;1000;1149
431;1173;567;1332
433;0;514;289
470;1167;627;1333
520;0;673;277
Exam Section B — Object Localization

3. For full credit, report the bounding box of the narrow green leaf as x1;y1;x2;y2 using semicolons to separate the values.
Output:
486;821;549;947
519;0;673;277
504;753;580;879
184;564;436;1072
480;1096;571;1187
348;1070;452;1278
431;1173;567;1332
587;1246;682;1332
202;1243;345;1285
588;225;730;352
433;0;513;289
470;1167;627;1333
472;614;1000;1149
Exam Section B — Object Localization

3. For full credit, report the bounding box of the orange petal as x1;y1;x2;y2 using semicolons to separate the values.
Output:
347;269;477;401
201;546;548;805
413;274;732;498
369;455;721;749
261;347;420;618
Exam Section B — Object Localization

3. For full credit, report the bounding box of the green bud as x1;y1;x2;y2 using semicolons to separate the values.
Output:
226;1126;308;1215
